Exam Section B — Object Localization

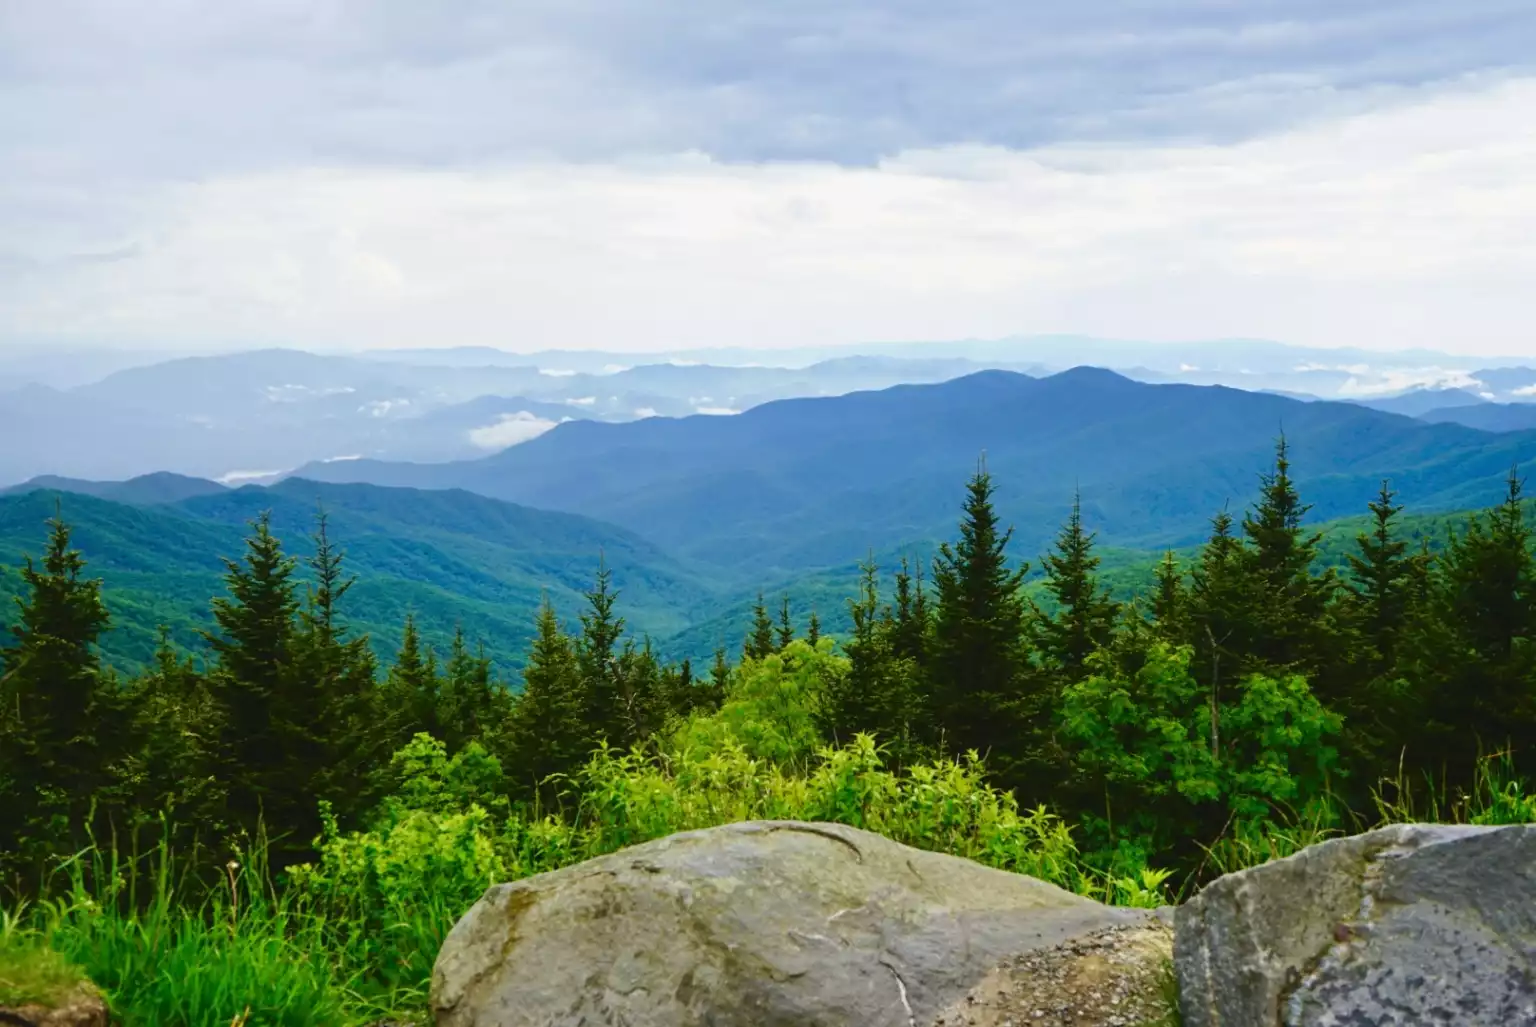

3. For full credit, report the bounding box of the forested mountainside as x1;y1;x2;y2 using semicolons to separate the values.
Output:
0;479;709;670
8;435;1536;1024
1;467;1524;675
293;368;1536;576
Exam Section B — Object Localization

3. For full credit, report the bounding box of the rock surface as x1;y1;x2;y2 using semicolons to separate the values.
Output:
0;984;109;1027
432;820;1156;1027
1174;823;1536;1026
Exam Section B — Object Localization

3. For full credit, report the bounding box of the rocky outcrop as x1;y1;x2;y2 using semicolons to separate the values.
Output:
1174;823;1536;1026
431;820;1162;1027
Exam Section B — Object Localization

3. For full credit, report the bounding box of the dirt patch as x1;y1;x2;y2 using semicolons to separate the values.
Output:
930;921;1176;1027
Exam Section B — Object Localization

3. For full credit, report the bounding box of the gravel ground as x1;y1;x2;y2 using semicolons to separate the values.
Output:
930;921;1177;1027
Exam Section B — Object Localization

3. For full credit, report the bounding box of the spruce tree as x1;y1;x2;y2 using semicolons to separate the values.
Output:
890;556;931;665
505;599;586;803
776;595;795;651
659;657;701;719
440;626;511;755
1150;551;1187;641
613;637;667;747
1034;493;1119;681
576;559;626;747
929;467;1033;777
114;628;226;840
0;509;114;858
205;512;310;854
1408;470;1536;773
1345;482;1414;677
706;645;732;709
743;592;777;660
1185;509;1255;748
806;610;822;647
293;511;383;823
1239;437;1341;680
384;614;442;746
826;558;891;741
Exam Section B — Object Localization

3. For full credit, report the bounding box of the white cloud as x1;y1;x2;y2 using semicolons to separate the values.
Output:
360;398;410;417
1514;384;1536;397
634;406;659;418
695;406;740;415
217;468;283;484
465;411;559;449
1295;362;1372;374
565;396;596;406
539;368;577;377
4;77;1536;355
1335;367;1485;397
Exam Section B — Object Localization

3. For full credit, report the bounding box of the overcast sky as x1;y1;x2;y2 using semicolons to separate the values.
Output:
2;1;1534;356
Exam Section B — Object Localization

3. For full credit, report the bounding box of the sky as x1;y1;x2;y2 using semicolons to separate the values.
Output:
1;1;1534;357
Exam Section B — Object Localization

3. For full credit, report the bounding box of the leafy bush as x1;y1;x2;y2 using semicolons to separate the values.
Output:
1061;641;1341;873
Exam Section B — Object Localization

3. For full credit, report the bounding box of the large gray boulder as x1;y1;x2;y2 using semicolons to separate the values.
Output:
432;820;1159;1027
1175;823;1536;1026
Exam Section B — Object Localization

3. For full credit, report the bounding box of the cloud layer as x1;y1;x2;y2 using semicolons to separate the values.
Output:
2;2;1533;355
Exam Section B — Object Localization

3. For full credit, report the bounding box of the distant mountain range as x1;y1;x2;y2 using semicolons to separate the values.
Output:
0;348;1010;486
289;367;1536;580
1420;404;1536;433
6;340;1535;488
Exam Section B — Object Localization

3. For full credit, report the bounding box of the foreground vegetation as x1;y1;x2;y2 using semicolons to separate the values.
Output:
5;439;1536;1023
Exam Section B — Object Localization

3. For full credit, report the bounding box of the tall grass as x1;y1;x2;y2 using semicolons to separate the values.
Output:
1194;751;1536;887
6;745;1533;1026
6;826;368;1026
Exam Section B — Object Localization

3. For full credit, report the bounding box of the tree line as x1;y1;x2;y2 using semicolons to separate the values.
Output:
3;438;1535;882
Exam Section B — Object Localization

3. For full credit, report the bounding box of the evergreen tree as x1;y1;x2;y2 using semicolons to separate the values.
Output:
112;629;226;840
576;559;626;747
1239;437;1342;681
440;627;511;755
0;509;114;859
825;559;889;741
292;511;383;823
890;556;931;665
776;595;796;651
1150;551;1187;641
1184;509;1254;755
505;599;586;803
743;592;777;660
659;657;704;719
1034;493;1120;682
1347;484;1410;655
204;512;311;856
306;510;352;647
806;610;822;647
1333;481;1431;774
612;637;667;747
929;467;1034;779
706;645;732;709
1406;470;1536;774
384;614;442;744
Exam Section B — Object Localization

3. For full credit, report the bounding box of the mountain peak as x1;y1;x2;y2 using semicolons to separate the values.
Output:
1045;365;1135;387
